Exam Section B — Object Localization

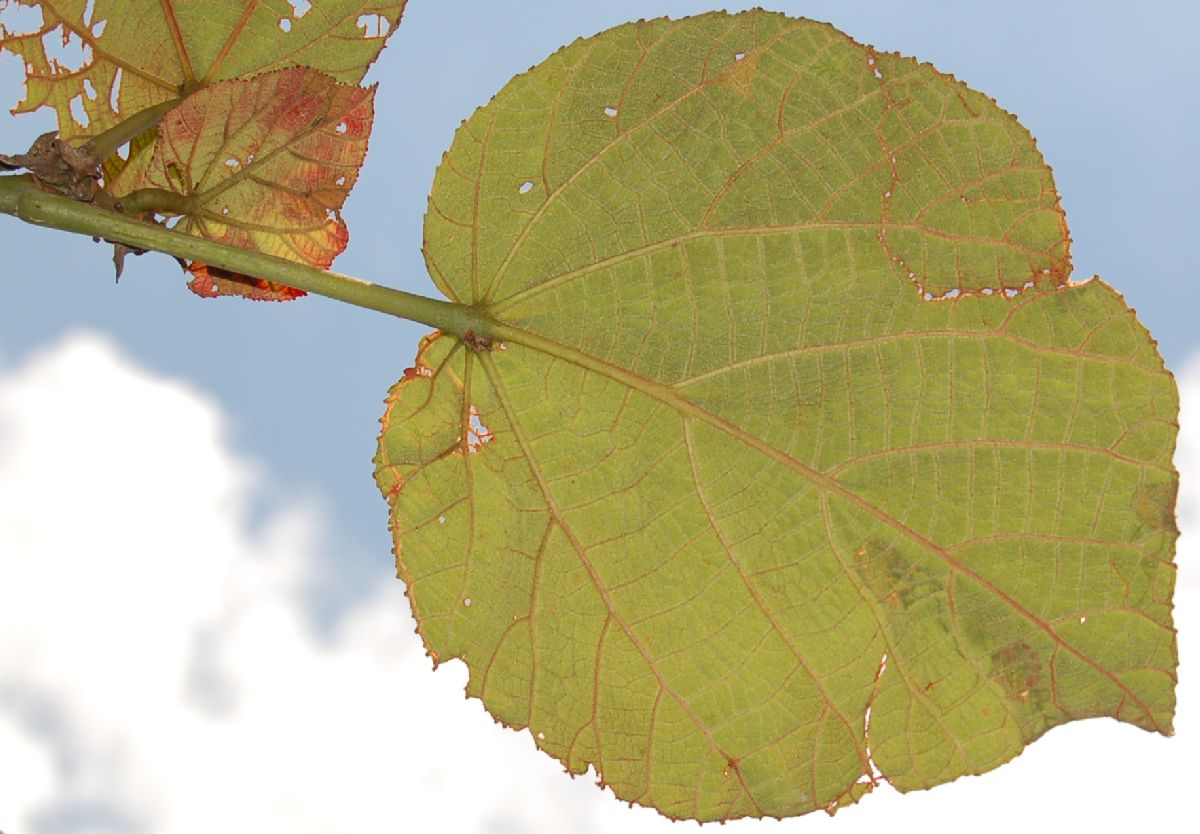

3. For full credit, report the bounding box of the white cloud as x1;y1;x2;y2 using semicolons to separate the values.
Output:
0;333;1195;834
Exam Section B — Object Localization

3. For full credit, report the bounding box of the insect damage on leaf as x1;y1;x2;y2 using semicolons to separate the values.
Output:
377;9;1179;823
0;0;406;141
990;642;1047;707
462;330;495;352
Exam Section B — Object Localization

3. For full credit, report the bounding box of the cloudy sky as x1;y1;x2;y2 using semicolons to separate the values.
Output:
1;2;1197;832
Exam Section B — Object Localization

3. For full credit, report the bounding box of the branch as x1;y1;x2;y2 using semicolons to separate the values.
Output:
0;174;493;339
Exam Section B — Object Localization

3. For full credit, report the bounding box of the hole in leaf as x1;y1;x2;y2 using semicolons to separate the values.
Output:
336;122;348;134
109;67;122;112
82;0;95;25
467;405;495;453
603;106;618;118
82;78;97;100
357;14;390;38
279;17;292;33
1080;616;1087;624
537;731;545;740
41;29;91;74
463;598;472;607
225;158;239;168
734;51;746;61
438;515;446;525
221;206;230;216
518;180;534;194
287;0;311;16
92;18;106;37
335;175;346;186
0;4;42;37
69;95;89;128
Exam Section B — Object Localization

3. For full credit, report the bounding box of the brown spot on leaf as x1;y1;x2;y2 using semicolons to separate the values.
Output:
463;330;494;352
990;642;1043;705
1132;482;1178;532
852;539;927;609
719;50;760;99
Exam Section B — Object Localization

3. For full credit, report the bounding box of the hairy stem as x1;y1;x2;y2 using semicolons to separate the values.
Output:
0;174;493;339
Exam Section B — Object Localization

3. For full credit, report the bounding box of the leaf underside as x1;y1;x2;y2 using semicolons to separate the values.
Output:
110;67;375;300
375;11;1179;822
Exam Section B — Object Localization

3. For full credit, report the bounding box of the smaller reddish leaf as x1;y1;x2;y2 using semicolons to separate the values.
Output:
116;67;374;299
184;262;307;302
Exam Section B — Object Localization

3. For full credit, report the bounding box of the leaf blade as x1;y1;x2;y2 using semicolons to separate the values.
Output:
111;67;374;298
382;10;1178;822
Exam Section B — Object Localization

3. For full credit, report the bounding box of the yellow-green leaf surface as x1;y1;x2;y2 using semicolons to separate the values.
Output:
115;67;373;296
0;0;405;141
376;11;1179;822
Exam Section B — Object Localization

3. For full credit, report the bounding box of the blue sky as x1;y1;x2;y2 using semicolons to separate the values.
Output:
0;2;1197;832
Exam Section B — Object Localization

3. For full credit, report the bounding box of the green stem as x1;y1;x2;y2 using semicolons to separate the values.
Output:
113;187;194;215
0;174;492;339
83;99;181;160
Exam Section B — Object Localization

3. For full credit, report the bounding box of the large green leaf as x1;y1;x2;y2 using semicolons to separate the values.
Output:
376;10;1178;822
0;0;405;140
